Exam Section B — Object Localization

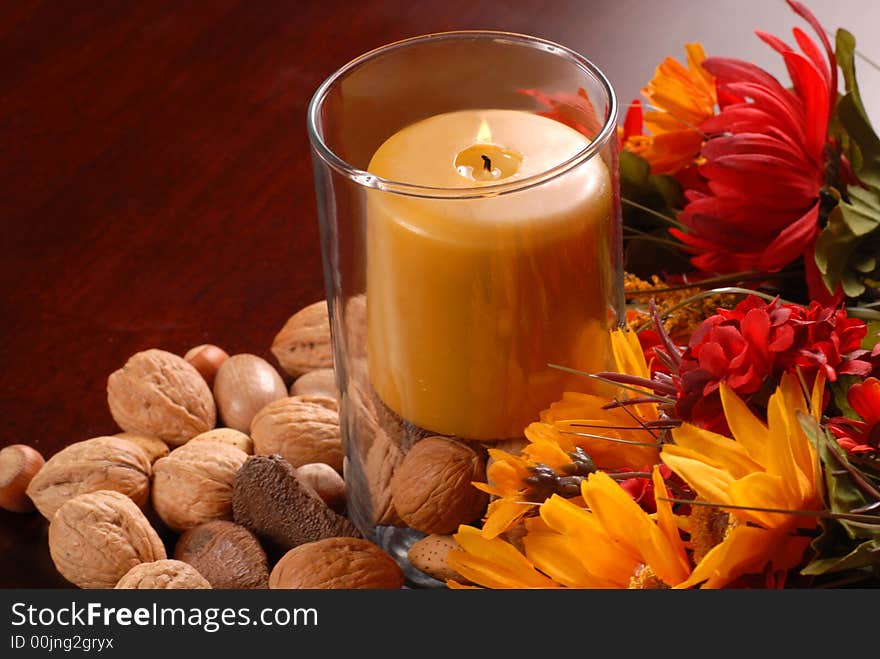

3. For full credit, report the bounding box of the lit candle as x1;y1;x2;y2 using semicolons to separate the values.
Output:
366;109;614;440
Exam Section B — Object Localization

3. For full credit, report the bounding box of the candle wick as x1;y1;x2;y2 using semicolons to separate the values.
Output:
481;155;492;172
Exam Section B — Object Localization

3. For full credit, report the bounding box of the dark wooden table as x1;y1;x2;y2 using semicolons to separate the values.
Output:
1;0;876;587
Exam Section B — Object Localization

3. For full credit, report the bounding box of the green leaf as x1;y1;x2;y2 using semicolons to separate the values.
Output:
801;538;880;576
863;321;880;351
814;204;868;298
835;29;880;173
797;412;880;541
619;149;689;277
829;374;861;420
844;185;880;236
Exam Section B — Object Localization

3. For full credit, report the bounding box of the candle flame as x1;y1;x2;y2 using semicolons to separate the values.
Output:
476;119;492;143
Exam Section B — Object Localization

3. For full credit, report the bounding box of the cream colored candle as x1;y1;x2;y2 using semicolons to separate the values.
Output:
367;109;614;440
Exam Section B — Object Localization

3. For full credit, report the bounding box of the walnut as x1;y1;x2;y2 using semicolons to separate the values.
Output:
362;426;405;526
340;377;404;526
250;395;342;472
270;300;333;377
48;490;166;589
390;437;488;534
26;436;152;520
151;441;248;532
174;520;269;589
107;349;217;446
188;428;253;454
269;537;403;589
115;559;211;589
114;432;170;464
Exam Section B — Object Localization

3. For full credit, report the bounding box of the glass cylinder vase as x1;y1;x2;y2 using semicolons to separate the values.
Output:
307;31;624;586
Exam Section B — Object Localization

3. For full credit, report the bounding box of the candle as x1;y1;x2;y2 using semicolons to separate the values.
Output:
366;108;614;440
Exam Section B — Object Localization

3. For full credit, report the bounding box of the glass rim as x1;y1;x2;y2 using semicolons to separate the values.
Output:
306;30;618;200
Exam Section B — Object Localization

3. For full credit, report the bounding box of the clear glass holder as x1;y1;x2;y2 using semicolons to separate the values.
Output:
307;31;623;587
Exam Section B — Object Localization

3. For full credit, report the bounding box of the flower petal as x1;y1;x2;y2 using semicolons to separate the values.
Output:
449;526;558;588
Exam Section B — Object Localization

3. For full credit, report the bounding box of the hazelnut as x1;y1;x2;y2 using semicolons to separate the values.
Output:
175;520;269;589
0;444;45;513
49;490;166;589
26;436;152;520
270;300;333;377
151;441;248;532
290;368;338;400
188;428;253;454
213;354;287;432
390;437;488;534
114;432;170;464
107;349;217;446
251;395;342;472
115;559;211;589
295;463;346;513
269;537;403;589
232;455;360;559
184;344;229;388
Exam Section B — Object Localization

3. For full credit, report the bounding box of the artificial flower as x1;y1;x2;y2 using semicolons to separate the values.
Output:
670;1;835;285
624;43;717;174
477;329;663;538
449;467;690;588
674;295;869;433
827;377;880;454
662;372;825;588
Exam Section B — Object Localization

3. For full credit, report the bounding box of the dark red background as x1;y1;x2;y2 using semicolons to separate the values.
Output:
1;0;874;587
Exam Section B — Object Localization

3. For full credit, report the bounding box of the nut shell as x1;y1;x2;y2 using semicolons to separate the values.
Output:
269;537;403;589
290;368;338;400
295;463;346;513
390;437;488;534
151;441;248;532
184;344;229;388
174;520;269;589
107;349;217;446
188;428;253;454
115;559;211;589
49;490;166;589
251;395;342;472
271;300;333;377
407;534;464;584
114;432;170;464
0;444;45;513
232;455;360;559
213;354;287;432
26;436;152;520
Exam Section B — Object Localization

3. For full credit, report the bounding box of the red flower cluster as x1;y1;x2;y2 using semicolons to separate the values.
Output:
673;296;869;433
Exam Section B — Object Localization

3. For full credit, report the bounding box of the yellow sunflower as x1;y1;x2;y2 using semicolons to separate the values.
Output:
478;329;663;539
449;467;690;588
661;371;825;588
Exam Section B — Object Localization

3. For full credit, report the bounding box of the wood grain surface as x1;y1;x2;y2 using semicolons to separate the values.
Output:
1;0;877;587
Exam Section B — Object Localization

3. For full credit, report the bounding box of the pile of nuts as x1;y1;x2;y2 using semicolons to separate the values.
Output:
0;300;471;589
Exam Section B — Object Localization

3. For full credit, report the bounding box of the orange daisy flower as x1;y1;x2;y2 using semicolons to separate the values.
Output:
624;43;717;174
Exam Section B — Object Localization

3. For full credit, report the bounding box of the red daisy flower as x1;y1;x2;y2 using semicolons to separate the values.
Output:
670;1;837;299
828;377;880;455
